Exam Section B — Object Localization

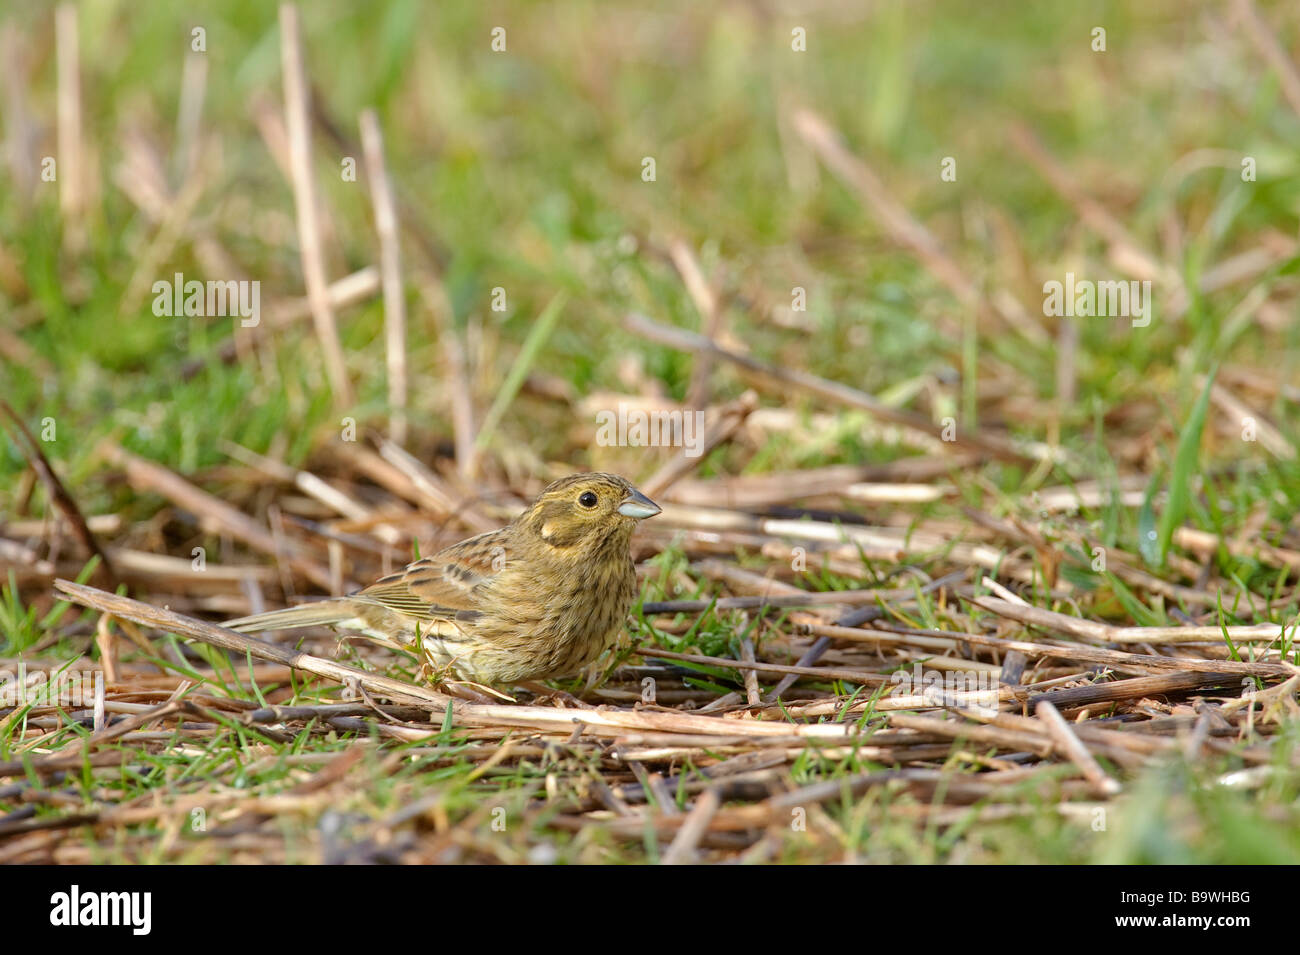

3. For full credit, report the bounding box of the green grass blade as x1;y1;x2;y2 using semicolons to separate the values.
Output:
474;291;568;452
1155;367;1217;565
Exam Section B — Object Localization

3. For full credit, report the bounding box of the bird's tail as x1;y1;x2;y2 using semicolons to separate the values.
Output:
223;601;355;634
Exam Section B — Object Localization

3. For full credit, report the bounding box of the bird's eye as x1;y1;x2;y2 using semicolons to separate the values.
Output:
578;491;598;508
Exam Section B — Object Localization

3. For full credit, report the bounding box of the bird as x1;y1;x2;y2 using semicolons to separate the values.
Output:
223;472;661;690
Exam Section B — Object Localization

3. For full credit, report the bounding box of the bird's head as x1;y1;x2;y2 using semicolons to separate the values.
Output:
517;472;660;554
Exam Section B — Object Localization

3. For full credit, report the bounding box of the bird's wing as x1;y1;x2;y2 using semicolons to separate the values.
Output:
352;529;504;622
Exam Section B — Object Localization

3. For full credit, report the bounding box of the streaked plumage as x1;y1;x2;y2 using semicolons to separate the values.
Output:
223;473;660;687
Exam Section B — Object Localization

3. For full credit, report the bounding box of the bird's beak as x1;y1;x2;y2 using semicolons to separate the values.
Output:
617;487;661;520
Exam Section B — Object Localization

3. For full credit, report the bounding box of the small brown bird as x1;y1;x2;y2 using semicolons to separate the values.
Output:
224;473;660;689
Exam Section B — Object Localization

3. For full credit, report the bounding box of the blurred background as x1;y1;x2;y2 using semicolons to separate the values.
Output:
1;0;1295;500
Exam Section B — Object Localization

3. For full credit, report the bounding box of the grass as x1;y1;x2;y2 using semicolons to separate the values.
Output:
1;1;1299;863
3;565;1300;863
